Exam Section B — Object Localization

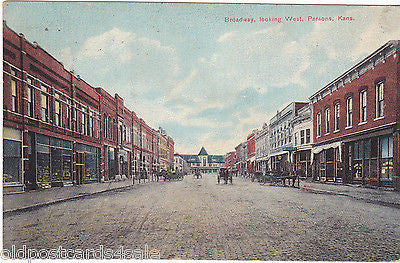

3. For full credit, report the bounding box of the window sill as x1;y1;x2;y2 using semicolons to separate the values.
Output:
374;116;384;121
345;126;353;130
325;133;330;136
358;121;367;126
333;130;340;133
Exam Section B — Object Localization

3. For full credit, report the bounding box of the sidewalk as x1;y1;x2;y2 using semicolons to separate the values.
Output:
3;179;140;215
300;180;400;208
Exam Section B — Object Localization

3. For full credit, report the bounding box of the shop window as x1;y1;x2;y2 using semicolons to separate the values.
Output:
11;79;18;112
380;135;393;180
376;81;384;118
3;140;22;183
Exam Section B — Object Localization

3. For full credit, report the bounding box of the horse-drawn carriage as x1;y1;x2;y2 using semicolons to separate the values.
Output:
193;170;202;179
258;170;299;187
218;168;232;184
163;170;184;181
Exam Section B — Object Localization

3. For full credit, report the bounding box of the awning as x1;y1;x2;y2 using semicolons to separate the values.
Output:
311;141;342;164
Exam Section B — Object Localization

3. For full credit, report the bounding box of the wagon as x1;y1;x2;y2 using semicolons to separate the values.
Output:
218;168;232;184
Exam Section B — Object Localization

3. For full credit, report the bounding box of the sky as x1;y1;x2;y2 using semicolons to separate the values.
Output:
3;3;400;155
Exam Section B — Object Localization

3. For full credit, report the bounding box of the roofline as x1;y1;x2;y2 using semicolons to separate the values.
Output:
309;40;399;101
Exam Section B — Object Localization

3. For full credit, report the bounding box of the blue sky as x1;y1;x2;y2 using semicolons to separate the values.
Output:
3;3;400;154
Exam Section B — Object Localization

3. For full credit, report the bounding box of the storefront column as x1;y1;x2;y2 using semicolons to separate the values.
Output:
394;131;400;190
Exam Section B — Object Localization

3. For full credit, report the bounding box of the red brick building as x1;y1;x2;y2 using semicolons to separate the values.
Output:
246;131;257;174
310;40;400;189
3;23;173;192
225;151;236;170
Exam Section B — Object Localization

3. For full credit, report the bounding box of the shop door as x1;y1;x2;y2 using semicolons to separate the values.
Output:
76;152;85;185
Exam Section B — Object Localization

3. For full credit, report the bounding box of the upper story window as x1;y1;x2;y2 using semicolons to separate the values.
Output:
300;130;305;145
346;97;353;127
11;78;18;113
81;112;86;134
54;99;61;126
26;78;34;117
40;85;49;122
325;108;330;134
376;81;384;118
360;89;367;123
316;112;321;137
306;129;310;144
103;114;107;138
334;103;340;131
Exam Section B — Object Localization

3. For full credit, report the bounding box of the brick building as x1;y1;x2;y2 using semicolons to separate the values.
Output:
3;23;174;193
246;130;258;174
224;151;236;170
310;40;400;188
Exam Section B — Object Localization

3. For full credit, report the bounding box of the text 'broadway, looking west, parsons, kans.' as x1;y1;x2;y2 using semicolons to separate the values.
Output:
224;16;354;23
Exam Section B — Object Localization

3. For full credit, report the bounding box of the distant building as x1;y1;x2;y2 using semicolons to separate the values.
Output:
181;147;225;173
235;142;247;176
292;104;313;178
173;154;186;173
269;102;308;173
255;123;270;174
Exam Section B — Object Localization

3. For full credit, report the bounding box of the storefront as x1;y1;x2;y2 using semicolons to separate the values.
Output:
312;142;343;182
118;148;129;178
34;134;73;188
75;143;100;184
3;127;24;192
270;153;290;172
107;147;117;180
294;149;311;178
344;134;394;186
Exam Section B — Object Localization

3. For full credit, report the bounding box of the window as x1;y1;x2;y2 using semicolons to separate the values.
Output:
334;103;340;131
306;129;310;144
300;130;305;145
346;97;353;127
316;113;321;137
89;116;93;137
294;133;298;145
81;112;86;134
325;108;330;134
360;90;367;123
103;115;107;138
40;85;49;122
11;79;18;112
26;78;33;117
55;100;61;126
73;108;77;131
376;81;384;118
66;105;71;129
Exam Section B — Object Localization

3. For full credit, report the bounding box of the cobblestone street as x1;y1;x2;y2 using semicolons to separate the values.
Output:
3;174;400;261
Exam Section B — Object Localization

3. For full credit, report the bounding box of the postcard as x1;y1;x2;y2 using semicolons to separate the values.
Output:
2;1;400;261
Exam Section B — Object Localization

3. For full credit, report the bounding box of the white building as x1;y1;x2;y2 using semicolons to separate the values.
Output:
181;147;225;173
292;104;313;178
255;123;270;174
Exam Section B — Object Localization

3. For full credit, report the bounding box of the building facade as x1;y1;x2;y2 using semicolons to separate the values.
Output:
255;123;270;174
310;40;400;188
225;151;236;171
235;142;247;177
181;147;225;173
3;23;175;193
292;104;313;178
269;102;308;173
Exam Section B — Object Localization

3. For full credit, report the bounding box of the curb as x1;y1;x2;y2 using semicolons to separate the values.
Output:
301;186;400;209
3;183;136;216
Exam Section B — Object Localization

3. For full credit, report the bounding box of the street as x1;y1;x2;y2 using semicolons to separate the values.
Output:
3;174;400;261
